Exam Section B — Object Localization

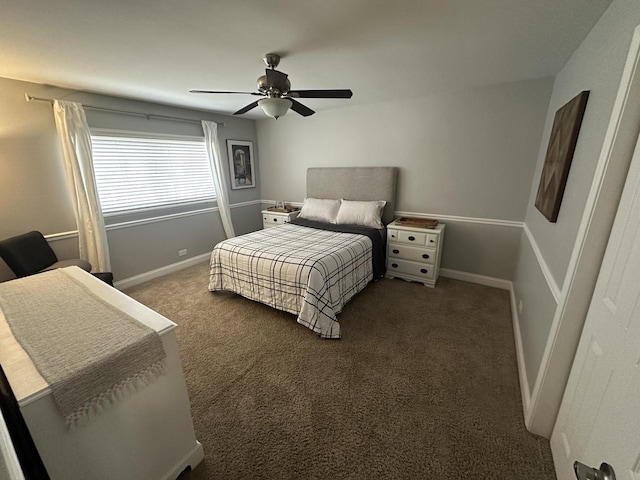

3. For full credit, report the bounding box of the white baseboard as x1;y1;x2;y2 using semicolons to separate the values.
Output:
114;252;210;290
509;286;531;414
439;268;512;291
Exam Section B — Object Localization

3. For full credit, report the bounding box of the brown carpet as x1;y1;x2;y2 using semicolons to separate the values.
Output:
125;262;556;480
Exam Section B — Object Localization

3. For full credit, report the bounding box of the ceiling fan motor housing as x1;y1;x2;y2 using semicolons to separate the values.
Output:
257;74;291;95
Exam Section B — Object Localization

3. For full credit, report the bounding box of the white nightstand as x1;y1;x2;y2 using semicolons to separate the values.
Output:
262;209;300;229
386;219;445;288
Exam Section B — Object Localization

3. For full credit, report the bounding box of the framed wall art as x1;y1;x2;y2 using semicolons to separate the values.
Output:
226;140;255;189
534;90;590;222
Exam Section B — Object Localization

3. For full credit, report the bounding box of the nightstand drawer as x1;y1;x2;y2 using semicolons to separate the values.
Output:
387;258;435;280
263;213;286;227
262;209;300;229
388;244;436;265
397;230;427;245
389;229;439;247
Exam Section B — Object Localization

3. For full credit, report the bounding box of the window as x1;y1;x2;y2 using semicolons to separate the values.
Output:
91;131;215;215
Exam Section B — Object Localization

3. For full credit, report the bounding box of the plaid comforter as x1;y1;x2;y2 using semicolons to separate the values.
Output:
208;223;374;338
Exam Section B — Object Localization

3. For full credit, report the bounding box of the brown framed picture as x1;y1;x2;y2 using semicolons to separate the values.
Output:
534;91;589;222
226;140;255;189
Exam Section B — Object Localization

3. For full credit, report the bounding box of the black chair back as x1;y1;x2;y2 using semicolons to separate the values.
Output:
0;231;58;278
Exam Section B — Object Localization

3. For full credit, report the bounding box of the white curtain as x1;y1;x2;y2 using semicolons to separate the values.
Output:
202;120;235;238
53;100;111;271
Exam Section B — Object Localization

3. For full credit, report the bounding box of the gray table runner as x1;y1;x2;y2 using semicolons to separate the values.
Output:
0;269;166;427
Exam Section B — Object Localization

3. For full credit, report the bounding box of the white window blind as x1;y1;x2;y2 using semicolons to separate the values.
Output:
91;133;215;214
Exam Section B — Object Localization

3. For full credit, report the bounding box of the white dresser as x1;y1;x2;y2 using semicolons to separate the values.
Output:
386;220;445;288
0;267;203;480
262;209;300;228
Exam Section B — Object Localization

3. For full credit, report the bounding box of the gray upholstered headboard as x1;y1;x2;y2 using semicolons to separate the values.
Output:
307;167;398;225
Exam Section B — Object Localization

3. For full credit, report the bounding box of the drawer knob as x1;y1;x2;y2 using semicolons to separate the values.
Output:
429;239;434;243
273;218;278;222
392;263;398;268
408;236;415;241
420;268;428;274
422;254;430;259
392;249;399;254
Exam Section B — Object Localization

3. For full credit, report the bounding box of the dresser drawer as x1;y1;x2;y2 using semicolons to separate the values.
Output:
387;258;435;280
388;244;436;265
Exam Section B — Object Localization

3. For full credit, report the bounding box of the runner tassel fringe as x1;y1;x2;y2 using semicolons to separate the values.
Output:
65;358;168;428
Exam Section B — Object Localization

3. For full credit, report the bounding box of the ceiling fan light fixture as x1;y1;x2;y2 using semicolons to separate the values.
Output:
258;97;292;119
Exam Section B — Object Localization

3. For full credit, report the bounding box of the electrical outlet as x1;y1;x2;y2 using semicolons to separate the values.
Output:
178;249;187;257
518;299;523;314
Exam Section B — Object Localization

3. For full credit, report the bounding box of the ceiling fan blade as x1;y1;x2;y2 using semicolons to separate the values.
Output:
287;89;353;99
189;90;262;95
234;101;260;115
265;69;289;90
288;98;315;117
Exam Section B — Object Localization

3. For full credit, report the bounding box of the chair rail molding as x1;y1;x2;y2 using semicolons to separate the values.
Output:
44;230;79;242
393;210;523;228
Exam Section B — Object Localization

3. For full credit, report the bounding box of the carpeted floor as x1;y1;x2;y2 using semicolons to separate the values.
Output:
125;262;556;480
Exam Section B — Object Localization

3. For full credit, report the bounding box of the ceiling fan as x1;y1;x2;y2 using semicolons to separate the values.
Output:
190;53;353;119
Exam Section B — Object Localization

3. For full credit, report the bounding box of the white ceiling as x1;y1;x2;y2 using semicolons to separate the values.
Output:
0;0;612;119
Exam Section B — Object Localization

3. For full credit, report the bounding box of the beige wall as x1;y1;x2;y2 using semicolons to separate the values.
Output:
256;77;553;278
0;80;77;238
0;77;260;282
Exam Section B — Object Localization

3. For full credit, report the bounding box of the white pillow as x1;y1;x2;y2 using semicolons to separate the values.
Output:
298;198;341;223
335;199;386;229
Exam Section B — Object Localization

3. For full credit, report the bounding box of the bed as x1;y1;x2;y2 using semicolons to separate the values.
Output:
209;167;398;338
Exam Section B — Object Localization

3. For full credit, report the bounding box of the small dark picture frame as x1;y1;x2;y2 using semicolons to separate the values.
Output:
226;140;256;190
534;91;590;222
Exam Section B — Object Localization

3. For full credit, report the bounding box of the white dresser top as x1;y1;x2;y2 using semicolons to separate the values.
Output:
0;267;176;405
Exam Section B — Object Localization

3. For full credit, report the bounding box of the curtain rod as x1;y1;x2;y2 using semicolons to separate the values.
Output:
24;94;225;127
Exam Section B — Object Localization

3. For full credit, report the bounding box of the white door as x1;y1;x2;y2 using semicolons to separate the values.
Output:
550;131;640;480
